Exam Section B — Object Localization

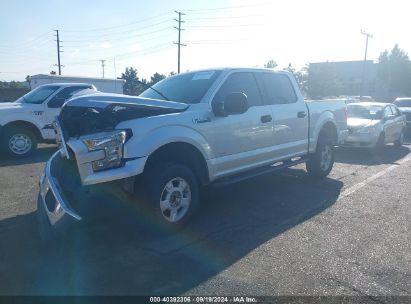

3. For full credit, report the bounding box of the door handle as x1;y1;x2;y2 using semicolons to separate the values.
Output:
297;111;307;118
261;115;272;123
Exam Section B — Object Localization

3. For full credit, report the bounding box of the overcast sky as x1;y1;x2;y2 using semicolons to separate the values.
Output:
0;0;410;81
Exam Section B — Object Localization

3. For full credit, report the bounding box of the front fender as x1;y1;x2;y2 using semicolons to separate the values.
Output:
123;125;212;161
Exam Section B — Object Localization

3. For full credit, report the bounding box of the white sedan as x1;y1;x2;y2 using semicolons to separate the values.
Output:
343;102;406;150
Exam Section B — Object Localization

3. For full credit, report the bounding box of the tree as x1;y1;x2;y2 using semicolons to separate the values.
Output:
149;72;166;86
25;75;31;89
283;63;307;94
121;67;142;95
264;60;277;69
375;44;411;99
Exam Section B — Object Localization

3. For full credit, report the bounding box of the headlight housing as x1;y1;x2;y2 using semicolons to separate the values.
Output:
83;130;127;172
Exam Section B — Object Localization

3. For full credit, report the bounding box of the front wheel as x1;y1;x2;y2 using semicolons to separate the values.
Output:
140;163;200;231
1;127;37;158
306;136;334;178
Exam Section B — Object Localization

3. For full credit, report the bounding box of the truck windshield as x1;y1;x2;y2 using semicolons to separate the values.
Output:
347;105;383;120
139;70;222;104
394;99;411;107
20;85;60;104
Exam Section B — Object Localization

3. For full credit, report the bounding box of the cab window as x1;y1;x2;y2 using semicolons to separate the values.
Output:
213;72;263;107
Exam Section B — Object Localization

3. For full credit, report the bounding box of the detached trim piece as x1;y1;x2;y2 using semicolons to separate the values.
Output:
39;151;82;224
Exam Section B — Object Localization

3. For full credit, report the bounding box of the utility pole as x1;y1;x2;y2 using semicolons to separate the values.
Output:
174;11;186;74
360;30;373;99
53;29;63;75
100;59;106;78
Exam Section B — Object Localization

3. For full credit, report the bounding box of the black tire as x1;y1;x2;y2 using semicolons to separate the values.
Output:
1;126;37;158
138;163;200;231
37;194;54;242
394;129;404;147
306;135;334;178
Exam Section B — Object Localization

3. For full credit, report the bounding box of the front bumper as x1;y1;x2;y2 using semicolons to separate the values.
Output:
343;132;379;148
38;151;82;230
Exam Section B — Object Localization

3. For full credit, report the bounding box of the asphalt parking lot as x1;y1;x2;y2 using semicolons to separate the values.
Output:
0;140;410;296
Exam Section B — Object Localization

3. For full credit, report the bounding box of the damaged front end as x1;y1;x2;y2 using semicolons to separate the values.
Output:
37;94;188;236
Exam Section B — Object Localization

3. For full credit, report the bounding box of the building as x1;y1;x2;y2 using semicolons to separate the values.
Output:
309;60;377;97
29;74;125;94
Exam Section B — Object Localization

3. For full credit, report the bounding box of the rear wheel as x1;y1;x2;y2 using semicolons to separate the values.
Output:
306;135;334;178
137;163;200;231
394;129;404;147
1;126;37;158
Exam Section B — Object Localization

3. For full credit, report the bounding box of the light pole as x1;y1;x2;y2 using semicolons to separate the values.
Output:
360;30;373;99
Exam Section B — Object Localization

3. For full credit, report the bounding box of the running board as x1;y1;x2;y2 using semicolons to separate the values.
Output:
213;157;308;188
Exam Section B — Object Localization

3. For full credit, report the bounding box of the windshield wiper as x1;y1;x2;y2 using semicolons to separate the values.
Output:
137;80;170;101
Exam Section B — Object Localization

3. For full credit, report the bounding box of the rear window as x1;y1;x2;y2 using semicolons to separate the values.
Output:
259;73;297;105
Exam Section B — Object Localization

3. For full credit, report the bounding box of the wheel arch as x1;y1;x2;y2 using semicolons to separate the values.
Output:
144;141;210;186
1;120;43;141
310;118;338;153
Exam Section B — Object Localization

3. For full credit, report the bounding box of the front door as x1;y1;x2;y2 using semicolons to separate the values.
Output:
209;72;274;177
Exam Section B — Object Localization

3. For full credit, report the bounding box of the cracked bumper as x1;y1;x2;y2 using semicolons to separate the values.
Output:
38;151;82;230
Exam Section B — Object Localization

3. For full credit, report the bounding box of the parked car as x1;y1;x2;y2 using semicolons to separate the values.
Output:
393;97;411;131
343;96;375;104
0;83;97;158
343;102;406;150
37;68;348;239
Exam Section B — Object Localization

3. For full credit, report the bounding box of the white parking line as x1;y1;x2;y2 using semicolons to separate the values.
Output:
340;154;411;198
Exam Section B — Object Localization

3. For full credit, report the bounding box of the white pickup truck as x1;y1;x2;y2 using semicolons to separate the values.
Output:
37;68;348;239
0;83;97;157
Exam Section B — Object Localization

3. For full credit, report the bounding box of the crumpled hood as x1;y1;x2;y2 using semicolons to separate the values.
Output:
65;93;188;111
60;93;189;137
347;118;380;131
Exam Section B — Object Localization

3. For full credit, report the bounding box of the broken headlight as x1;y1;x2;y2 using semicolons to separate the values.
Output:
83;130;127;172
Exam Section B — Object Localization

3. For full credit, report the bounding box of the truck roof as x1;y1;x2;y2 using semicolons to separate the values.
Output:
40;83;95;87
183;67;288;73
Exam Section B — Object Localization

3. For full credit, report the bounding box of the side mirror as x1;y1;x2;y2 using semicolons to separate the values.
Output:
213;92;248;117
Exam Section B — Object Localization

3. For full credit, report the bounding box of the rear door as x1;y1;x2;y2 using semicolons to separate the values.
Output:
257;72;308;158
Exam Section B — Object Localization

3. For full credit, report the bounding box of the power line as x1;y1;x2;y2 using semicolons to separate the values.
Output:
61;11;173;33
181;2;271;13
61;19;173;41
174;11;186;74
0;32;51;49
63;26;173;43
